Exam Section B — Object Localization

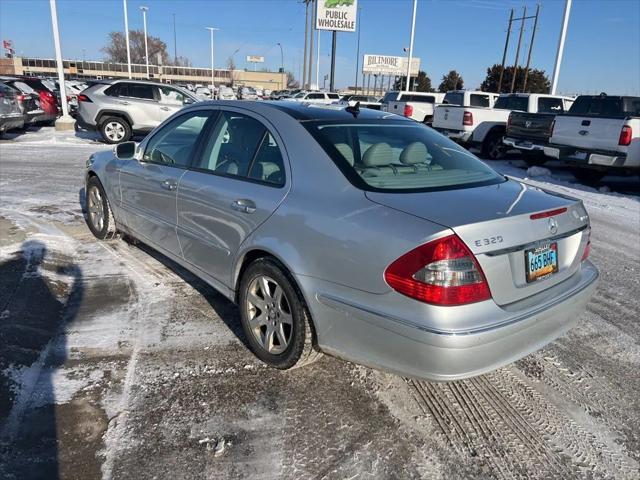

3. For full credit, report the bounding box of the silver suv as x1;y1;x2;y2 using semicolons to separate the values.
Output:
76;79;198;143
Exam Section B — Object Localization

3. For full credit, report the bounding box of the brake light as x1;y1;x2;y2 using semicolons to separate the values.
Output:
384;234;491;306
403;104;413;117
618;125;632;146
78;94;92;103
16;94;24;102
581;229;591;261
530;207;567;220
463;111;473;126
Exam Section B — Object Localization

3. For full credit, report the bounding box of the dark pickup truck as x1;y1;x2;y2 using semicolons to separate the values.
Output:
503;98;574;165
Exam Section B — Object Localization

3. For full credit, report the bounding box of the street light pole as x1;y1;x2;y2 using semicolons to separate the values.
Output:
354;5;362;90
140;6;149;78
405;0;417;91
48;0;73;130
123;0;132;79
277;42;284;89
551;0;572;95
206;27;219;93
316;30;320;89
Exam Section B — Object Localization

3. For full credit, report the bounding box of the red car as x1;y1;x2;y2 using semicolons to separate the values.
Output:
17;77;59;119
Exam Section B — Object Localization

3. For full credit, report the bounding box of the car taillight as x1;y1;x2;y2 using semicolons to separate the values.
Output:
78;94;92;103
16;94;24;102
581;229;591;262
530;207;567;220
403;104;413;117
463;111;473;126
618;125;632;146
384;234;491;306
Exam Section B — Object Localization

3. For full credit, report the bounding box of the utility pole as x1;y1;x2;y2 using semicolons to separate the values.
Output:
522;4;540;93
277;42;284;89
173;13;177;65
308;0;315;89
302;0;309;88
497;9;513;93
354;5;362;90
123;0;131;79
49;0;73;130
510;6;526;93
405;0;417;92
329;30;336;91
551;0;572;95
206;27;218;91
140;6;149;78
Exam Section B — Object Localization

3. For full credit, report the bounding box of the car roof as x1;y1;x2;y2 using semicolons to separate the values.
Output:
95;78;167;86
188;100;411;122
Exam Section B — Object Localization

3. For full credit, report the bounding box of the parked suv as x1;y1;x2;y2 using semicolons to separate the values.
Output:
76;79;198;143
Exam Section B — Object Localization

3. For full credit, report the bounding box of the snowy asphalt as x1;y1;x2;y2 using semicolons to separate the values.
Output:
0;127;639;479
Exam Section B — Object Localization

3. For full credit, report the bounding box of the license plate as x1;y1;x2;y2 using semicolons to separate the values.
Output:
570;151;588;161
525;243;558;283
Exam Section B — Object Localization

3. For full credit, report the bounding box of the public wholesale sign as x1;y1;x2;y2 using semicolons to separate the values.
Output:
362;55;421;76
316;0;358;32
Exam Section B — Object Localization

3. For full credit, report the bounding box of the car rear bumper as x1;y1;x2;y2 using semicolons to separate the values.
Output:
544;146;635;168
503;136;546;152
75;113;97;131
0;114;24;132
434;128;472;144
304;261;598;382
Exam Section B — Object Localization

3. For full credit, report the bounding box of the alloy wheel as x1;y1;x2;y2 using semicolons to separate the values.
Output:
104;121;126;142
245;275;293;355
87;186;104;232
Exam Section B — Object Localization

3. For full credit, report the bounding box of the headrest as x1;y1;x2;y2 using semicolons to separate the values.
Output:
400;142;429;165
362;143;393;167
335;143;354;166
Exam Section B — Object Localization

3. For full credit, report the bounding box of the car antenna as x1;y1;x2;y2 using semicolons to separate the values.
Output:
345;101;360;118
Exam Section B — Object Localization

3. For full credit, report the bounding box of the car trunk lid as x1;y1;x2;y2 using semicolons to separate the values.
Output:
366;179;590;306
433;105;467;130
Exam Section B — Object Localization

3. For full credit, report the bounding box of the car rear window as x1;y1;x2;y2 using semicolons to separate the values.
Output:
402;94;436;103
494;96;529;111
327;93;340;99
382;92;398;103
470;94;490;108
304;121;504;192
537;97;564;113
569;96;640;117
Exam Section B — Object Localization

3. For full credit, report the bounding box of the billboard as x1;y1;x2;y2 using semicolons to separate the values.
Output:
316;0;357;32
246;55;265;63
362;55;421;76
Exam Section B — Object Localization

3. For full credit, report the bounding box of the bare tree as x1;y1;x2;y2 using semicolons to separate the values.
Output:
102;30;190;66
227;56;237;86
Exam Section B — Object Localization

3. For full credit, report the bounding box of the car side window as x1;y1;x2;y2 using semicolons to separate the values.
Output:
105;84;123;97
470;94;490;108
196;111;266;178
125;84;156;101
247;133;286;186
307;93;324;100
143;111;211;167
538;97;564;113
159;86;186;105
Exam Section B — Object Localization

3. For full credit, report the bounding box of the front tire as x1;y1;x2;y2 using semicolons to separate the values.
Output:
100;116;131;144
239;258;321;369
85;176;117;240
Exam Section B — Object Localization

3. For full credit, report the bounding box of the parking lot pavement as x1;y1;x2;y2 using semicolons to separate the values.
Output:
1;129;639;479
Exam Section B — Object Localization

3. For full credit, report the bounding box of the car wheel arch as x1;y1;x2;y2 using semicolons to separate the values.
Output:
96;110;133;127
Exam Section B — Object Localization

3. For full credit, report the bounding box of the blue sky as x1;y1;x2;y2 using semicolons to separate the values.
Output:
0;0;638;94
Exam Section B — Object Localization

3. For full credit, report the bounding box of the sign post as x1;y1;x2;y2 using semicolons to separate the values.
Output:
316;0;357;91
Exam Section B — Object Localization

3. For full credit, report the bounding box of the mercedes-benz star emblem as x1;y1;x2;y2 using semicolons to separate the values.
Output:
548;217;558;235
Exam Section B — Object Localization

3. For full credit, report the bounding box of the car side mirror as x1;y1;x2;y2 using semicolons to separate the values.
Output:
114;141;137;160
183;97;195;105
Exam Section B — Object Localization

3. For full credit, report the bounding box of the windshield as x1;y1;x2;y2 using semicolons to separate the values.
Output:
305;121;504;192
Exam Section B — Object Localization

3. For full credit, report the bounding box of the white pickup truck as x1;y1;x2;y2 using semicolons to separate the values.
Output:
381;91;445;124
544;94;640;181
433;93;574;159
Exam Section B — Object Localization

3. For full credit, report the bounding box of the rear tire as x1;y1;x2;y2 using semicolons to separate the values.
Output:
481;131;507;160
85;176;117;240
522;152;548;167
238;258;322;370
99;116;131;144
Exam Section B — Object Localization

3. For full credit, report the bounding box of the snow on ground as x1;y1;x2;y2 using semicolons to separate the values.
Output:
1;129;639;479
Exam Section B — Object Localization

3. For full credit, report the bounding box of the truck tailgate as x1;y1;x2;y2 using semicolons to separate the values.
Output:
551;116;627;152
433;105;466;130
507;112;554;142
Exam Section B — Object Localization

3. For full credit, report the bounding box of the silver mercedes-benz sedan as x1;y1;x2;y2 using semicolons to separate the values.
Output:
84;101;598;381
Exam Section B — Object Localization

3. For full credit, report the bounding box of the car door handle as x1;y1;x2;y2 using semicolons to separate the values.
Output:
160;106;170;111
231;198;256;214
117;101;130;106
160;179;177;191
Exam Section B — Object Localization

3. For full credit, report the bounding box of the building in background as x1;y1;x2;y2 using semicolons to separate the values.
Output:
0;56;286;89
